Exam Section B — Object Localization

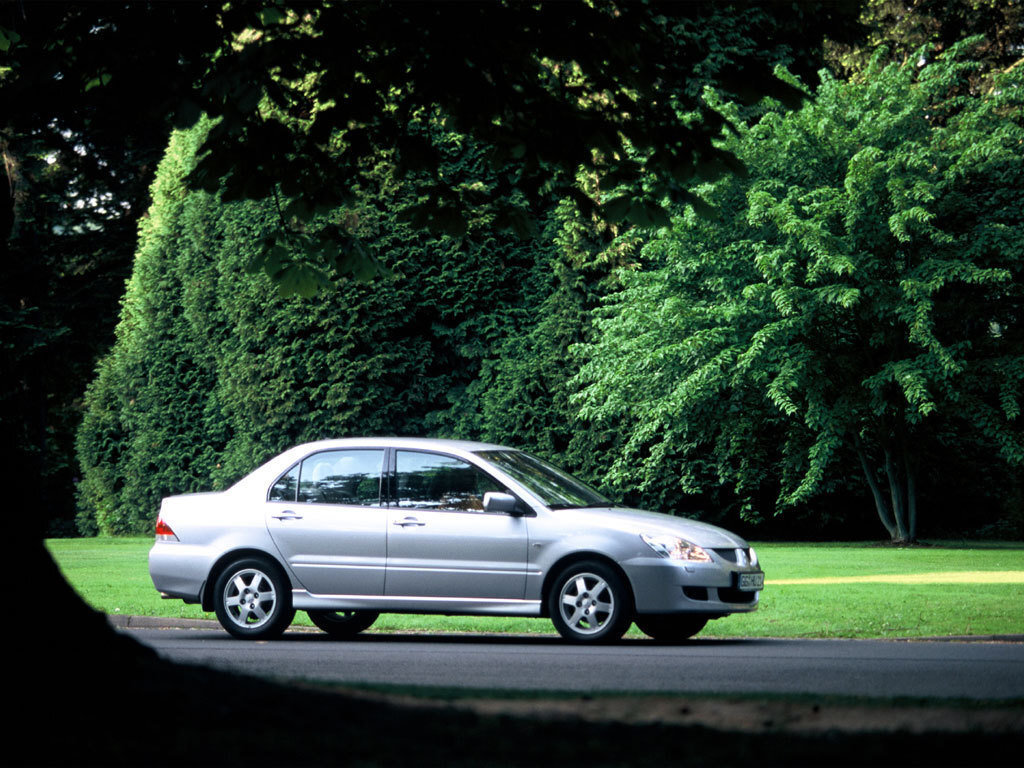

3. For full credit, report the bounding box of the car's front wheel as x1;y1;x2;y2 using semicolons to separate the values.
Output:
635;613;709;642
548;560;632;643
306;610;380;638
213;557;295;640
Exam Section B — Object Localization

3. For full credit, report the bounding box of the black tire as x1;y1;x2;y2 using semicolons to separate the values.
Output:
307;610;380;638
213;556;295;640
635;613;709;642
547;560;632;643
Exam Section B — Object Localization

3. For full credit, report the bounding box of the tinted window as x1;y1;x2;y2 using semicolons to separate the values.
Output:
269;464;299;502
395;451;503;511
296;449;385;506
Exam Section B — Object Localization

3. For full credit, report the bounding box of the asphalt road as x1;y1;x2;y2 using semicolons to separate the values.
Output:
126;626;1024;700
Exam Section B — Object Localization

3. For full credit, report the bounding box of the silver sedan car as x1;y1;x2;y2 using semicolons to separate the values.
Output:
149;437;763;643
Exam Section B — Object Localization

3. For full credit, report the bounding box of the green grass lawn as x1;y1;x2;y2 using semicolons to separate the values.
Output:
46;537;1024;638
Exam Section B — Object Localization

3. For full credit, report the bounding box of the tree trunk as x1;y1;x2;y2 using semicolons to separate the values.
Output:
857;444;898;540
1;137;16;245
903;444;918;541
883;446;911;542
858;439;917;544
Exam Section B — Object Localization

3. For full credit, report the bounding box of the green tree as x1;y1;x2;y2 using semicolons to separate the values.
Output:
1;0;863;534
175;1;863;293
827;0;1024;82
575;40;1024;542
75;119;548;534
453;197;641;491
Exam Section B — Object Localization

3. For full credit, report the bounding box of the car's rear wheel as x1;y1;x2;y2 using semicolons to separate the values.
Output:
213;557;295;640
548;560;632;643
635;613;709;642
306;610;380;638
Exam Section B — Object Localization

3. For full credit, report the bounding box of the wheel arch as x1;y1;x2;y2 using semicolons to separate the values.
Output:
201;548;291;612
539;551;635;619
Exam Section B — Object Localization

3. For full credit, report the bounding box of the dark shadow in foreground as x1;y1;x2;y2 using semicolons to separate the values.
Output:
17;543;1024;767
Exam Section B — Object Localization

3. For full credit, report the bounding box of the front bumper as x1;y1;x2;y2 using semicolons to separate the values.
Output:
623;557;764;615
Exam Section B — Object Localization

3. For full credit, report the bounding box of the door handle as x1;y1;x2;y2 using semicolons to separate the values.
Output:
271;510;303;520
392;517;425;527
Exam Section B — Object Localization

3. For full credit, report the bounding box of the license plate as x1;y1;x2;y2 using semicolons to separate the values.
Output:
737;572;764;591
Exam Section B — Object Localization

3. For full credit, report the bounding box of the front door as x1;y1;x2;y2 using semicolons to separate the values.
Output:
384;450;528;599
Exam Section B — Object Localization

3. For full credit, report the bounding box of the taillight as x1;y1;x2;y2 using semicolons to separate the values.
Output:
155;515;178;541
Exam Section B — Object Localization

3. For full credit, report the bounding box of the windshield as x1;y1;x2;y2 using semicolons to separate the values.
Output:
474;450;615;510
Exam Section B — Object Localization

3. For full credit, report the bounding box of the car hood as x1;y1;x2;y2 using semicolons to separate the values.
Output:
553;506;750;549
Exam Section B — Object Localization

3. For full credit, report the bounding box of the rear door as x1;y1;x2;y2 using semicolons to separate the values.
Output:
265;448;387;596
384;449;529;599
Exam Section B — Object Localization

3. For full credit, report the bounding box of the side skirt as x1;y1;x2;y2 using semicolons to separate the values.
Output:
292;590;543;617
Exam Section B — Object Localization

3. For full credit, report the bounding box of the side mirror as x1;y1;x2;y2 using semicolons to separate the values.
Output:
483;491;520;515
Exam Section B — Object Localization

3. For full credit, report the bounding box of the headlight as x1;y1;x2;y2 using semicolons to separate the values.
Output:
748;546;758;566
641;534;712;562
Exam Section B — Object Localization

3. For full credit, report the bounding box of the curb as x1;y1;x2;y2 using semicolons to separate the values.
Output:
107;614;222;630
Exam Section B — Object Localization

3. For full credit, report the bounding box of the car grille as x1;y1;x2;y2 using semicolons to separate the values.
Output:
712;547;753;566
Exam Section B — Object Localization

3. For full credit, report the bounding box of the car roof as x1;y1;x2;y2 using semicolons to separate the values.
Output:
291;436;515;453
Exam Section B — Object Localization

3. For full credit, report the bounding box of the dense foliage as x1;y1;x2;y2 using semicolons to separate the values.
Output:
2;1;860;536
827;0;1023;81
76;20;1024;542
78;36;1024;541
574;41;1024;541
174;1;861;294
7;1;1019;542
75;120;551;535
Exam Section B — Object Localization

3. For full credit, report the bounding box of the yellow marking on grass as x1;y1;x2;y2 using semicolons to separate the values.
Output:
771;571;1024;585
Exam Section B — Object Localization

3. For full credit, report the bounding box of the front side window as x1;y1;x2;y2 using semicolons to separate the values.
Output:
395;451;503;511
291;449;385;506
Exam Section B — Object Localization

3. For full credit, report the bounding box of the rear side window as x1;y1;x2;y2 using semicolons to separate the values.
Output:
269;464;299;501
269;449;385;506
